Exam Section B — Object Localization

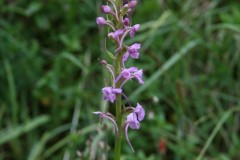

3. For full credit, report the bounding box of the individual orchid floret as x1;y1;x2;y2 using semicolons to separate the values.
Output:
108;29;124;41
93;111;119;137
123;43;141;62
115;67;144;86
96;17;106;26
130;24;140;37
102;87;122;103
124;103;145;152
102;5;112;14
127;103;145;129
123;18;130;26
115;67;137;82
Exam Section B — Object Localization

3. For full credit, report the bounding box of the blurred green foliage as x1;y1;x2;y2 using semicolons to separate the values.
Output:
0;0;240;159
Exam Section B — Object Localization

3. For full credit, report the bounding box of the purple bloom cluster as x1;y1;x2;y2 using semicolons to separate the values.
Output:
94;0;145;152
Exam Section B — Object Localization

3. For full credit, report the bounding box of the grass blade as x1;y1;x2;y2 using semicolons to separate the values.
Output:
0;115;49;145
130;39;201;100
195;108;236;160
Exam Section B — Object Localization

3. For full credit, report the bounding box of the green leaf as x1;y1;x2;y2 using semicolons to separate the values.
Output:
0;115;49;145
106;50;116;59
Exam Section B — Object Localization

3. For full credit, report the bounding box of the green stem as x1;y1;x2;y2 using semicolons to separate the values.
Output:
114;1;123;159
114;94;122;160
114;45;123;160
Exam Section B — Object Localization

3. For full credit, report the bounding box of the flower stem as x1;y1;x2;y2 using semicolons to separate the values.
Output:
114;47;123;160
114;1;123;159
114;94;122;160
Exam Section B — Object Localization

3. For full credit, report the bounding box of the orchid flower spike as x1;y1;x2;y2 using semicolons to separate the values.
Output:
95;0;145;154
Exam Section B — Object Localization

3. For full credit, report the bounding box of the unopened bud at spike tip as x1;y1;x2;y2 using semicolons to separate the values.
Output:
102;5;112;14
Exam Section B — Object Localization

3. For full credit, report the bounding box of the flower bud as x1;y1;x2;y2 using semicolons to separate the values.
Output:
102;5;111;14
129;0;137;8
123;18;130;26
96;17;106;26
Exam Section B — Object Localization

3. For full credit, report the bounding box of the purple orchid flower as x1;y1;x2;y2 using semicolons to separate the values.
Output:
124;103;145;152
108;29;124;41
115;67;144;86
130;24;140;37
102;87;122;103
123;43;141;62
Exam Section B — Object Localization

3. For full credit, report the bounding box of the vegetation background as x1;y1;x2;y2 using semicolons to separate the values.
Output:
0;0;240;159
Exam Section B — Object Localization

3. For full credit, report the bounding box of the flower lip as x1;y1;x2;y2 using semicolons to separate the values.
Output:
133;69;144;84
127;113;140;129
108;29;124;40
134;103;145;121
126;103;145;129
130;24;140;37
128;43;141;58
102;87;122;103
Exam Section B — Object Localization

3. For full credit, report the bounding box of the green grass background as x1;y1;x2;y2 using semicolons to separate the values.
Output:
0;0;240;159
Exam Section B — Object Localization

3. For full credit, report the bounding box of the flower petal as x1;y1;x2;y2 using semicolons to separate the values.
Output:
135;103;145;121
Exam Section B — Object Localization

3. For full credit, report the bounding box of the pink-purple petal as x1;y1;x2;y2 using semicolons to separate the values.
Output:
102;87;122;103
